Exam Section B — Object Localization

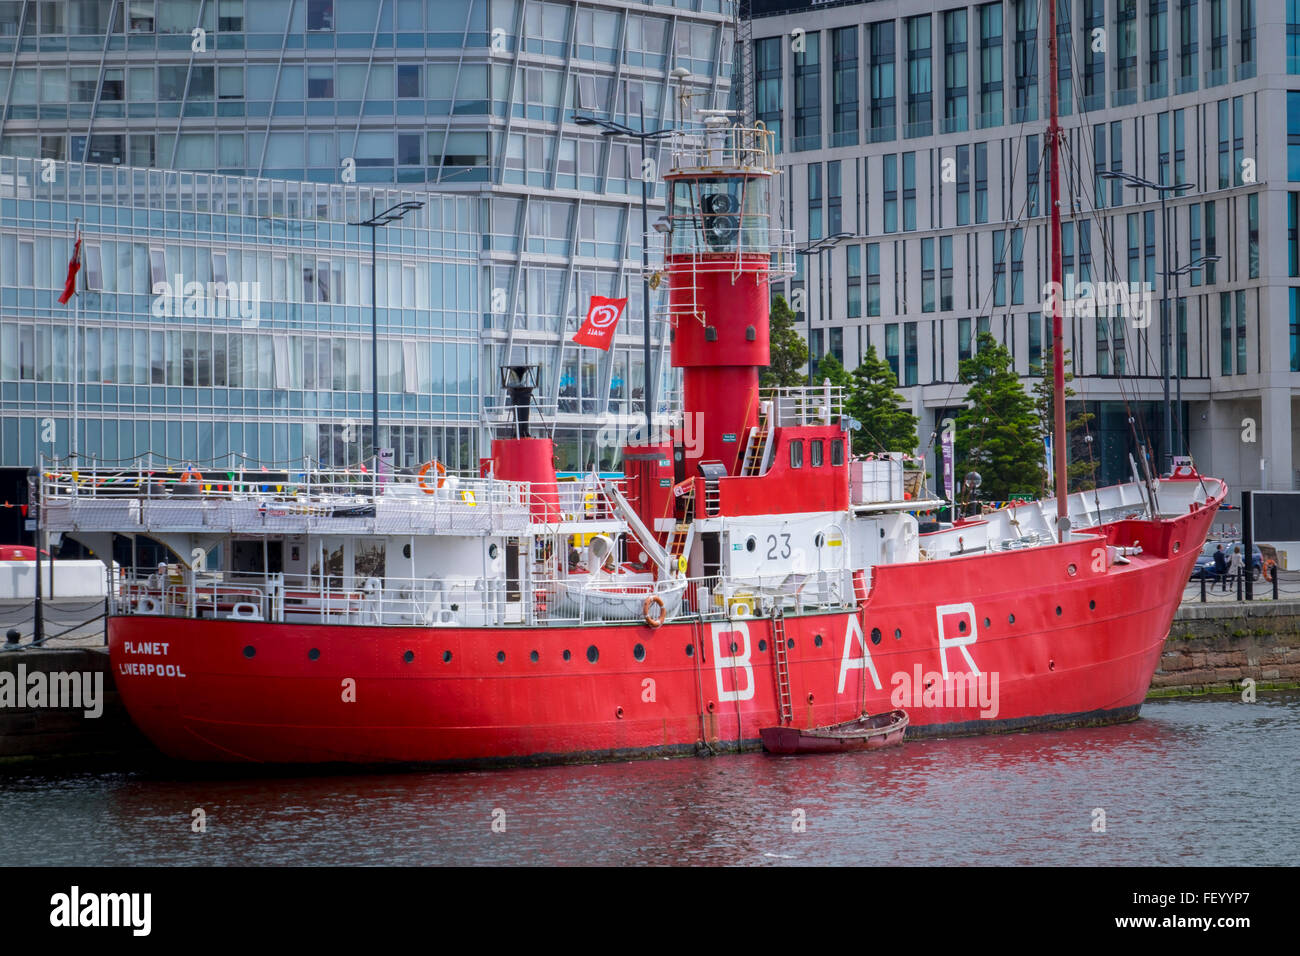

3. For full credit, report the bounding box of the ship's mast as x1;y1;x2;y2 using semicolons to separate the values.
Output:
1048;0;1068;539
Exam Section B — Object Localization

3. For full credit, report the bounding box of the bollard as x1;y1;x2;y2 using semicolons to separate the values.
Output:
1237;571;1243;602
1200;574;1207;603
1274;569;1280;601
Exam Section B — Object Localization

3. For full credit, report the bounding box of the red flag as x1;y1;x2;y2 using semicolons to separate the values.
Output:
572;296;628;351
58;236;82;305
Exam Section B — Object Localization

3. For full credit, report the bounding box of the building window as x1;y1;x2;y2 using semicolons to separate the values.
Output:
1157;112;1170;184
847;245;862;318
1179;0;1199;90
1236;290;1247;375
1219;292;1232;375
1096;316;1110;375
808;163;823;240
906;15;933;137
1094;123;1108;208
941;236;954;311
922;238;936;313
1207;0;1227;85
1148;0;1168;97
307;0;333;32
1013;0;1037;123
828;160;842;236
1144;210;1157;287
1114;315;1127;374
307;66;333;99
885;323;900;379
1292;289;1300;372
1174;108;1186;183
1204;202;1217;283
1083;0;1105;108
1188;202;1202;286
956;144;971;226
1289;193;1299;277
959;317;972;361
1115;0;1137;104
977;3;1003;128
1027;133;1041;216
944;9;968;133
974;142;988;224
993;230;1007;307
902;152;916;231
1177;297;1188;377
866;243;881;316
1217;99;1231;188
1248;193;1259;279
1232;96;1244;186
870;22;897;141
1291;93;1300;181
397;64;421;99
755;37;784;152
1056;0;1073;113
882;155;898;233
832;27;859;147
1110;120;1124;205
793;31;821;151
1029;314;1043;374
1289;0;1300;74
904;322;918;386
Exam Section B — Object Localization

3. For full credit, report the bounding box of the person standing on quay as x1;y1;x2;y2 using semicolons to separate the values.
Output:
1225;546;1242;593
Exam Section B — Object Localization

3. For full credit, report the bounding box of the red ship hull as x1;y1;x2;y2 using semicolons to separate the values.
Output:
105;498;1217;767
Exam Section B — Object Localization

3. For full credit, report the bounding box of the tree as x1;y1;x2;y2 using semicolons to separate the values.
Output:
761;294;808;388
1031;346;1098;493
954;332;1044;500
841;346;919;453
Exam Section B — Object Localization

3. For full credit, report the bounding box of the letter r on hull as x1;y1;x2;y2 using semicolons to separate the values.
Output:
936;602;980;679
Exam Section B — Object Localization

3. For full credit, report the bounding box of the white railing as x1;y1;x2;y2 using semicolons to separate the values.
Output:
666;124;779;174
110;567;859;629
761;386;844;426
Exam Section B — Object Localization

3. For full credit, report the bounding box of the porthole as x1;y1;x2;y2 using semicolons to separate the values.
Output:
1089;600;1096;611
1008;614;1016;624
787;638;794;650
308;648;320;661
442;650;452;663
1067;563;1077;576
403;650;414;663
894;628;902;640
730;641;738;653
758;639;767;652
871;627;882;645
746;536;756;552
685;644;694;657
813;634;823;647
242;645;255;659
488;543;499;559
1055;606;1062;616
983;618;991;629
586;645;599;663
496;650;505;663
1173;541;1181;553
958;620;967;633
633;643;646;662
814;533;825;548
563;649;572;661
529;650;539;663
402;543;411;559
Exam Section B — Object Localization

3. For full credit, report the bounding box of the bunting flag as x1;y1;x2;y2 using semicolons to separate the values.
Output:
571;296;628;351
58;230;82;305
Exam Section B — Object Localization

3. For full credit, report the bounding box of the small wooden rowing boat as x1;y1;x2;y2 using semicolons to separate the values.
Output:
760;709;909;755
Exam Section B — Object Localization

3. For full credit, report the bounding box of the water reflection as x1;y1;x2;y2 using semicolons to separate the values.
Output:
0;694;1295;866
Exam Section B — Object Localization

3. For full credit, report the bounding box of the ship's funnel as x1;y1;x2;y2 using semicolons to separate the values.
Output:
500;364;538;438
586;534;615;573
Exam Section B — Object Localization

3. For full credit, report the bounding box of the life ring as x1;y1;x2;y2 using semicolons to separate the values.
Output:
417;460;446;494
642;595;666;628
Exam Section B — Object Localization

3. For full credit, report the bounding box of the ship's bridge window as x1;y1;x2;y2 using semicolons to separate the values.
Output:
789;439;803;469
831;439;844;466
811;439;824;467
670;176;768;256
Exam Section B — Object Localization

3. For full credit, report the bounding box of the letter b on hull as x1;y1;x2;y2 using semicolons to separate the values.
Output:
711;621;754;702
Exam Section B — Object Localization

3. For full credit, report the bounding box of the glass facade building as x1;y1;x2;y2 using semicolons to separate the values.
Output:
0;0;734;474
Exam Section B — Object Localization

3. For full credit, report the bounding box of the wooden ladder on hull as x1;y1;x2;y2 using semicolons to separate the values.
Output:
665;487;695;571
770;608;793;726
741;421;770;477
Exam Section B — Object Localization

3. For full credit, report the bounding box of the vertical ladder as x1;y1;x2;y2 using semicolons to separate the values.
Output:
770;608;793;726
665;487;695;572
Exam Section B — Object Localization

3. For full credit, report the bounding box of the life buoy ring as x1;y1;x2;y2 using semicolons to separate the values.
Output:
643;595;666;628
417;460;446;494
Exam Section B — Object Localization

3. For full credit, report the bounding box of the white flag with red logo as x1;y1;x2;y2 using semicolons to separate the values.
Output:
572;296;628;351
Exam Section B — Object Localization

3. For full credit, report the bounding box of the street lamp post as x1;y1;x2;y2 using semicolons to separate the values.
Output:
1100;170;1192;474
1166;254;1222;456
573;99;681;443
350;199;424;469
794;231;855;387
